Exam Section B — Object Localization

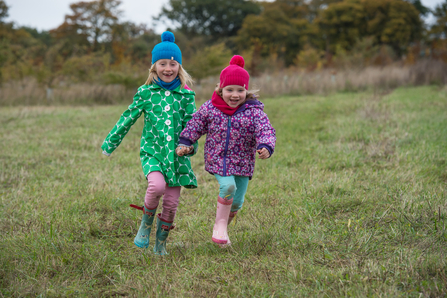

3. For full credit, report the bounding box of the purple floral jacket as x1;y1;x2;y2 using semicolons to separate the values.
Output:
179;99;276;178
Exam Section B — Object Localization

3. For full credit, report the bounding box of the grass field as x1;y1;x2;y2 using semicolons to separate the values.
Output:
1;86;446;297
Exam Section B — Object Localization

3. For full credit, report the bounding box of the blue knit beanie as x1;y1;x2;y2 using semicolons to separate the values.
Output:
151;31;182;65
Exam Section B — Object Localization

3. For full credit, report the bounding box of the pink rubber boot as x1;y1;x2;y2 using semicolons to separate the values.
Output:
218;211;238;248
212;197;232;244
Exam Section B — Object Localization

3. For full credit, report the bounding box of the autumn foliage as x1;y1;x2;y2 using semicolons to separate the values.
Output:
0;0;446;101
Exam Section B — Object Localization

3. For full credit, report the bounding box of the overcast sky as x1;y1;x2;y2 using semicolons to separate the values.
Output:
4;0;445;34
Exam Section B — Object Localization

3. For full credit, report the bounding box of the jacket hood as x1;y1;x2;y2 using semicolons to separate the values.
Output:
246;99;264;109
233;98;264;115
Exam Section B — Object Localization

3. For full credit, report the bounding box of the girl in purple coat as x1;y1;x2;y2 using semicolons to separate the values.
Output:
176;55;276;246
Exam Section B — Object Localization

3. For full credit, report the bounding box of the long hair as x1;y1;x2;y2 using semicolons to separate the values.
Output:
145;62;194;89
215;84;260;101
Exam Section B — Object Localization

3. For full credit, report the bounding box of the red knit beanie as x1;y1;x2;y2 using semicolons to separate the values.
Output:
219;55;250;89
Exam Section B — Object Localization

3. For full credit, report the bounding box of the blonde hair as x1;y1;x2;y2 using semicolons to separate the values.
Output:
215;83;260;101
145;62;194;89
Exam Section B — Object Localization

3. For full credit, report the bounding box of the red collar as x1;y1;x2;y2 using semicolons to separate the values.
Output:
211;91;240;116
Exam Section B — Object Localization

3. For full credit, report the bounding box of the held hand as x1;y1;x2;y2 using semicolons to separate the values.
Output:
176;145;193;156
257;148;270;159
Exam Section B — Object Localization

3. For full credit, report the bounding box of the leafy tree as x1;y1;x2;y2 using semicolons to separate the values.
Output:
0;0;12;41
406;0;430;17
237;1;312;69
273;0;310;19
314;0;366;63
0;0;8;23
0;0;10;82
0;1;48;84
125;33;158;64
315;0;422;57
35;43;65;89
0;28;41;82
333;37;395;69
307;0;343;20
314;0;366;53
156;0;261;37
111;22;157;64
237;5;292;56
51;0;122;52
362;0;422;56
62;52;110;82
187;43;232;84
21;27;53;47
295;44;325;70
50;17;90;55
431;1;447;38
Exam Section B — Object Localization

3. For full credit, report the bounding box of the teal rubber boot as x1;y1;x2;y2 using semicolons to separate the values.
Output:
153;216;173;256
134;206;157;248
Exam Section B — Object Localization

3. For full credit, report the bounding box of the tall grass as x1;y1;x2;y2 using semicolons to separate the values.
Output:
1;85;446;296
0;80;134;106
248;59;447;98
1;60;446;106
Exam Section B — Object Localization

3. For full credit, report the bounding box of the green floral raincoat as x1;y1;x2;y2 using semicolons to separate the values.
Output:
101;84;198;188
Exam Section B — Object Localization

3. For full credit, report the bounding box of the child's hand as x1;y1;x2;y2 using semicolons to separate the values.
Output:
176;145;193;156
257;148;270;159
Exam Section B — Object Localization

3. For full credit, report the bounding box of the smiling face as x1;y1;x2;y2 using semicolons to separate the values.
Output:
155;59;179;83
221;85;247;108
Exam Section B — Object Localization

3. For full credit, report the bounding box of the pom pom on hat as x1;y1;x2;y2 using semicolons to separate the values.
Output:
229;55;245;68
152;31;182;64
219;55;250;89
161;31;175;42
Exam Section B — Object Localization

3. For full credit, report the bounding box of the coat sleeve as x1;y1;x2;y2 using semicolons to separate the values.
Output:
179;102;210;145
181;95;199;156
255;111;276;156
101;92;144;155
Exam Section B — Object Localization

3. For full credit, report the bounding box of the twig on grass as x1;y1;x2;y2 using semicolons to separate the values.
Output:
175;245;186;260
256;237;274;256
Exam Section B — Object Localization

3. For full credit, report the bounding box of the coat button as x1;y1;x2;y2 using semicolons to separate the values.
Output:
165;120;171;125
165;91;170;96
166;135;172;141
165;106;170;111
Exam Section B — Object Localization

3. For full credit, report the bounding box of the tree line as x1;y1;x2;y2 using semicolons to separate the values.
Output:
0;0;446;89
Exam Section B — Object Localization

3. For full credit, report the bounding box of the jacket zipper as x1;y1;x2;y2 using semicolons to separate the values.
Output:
223;116;231;176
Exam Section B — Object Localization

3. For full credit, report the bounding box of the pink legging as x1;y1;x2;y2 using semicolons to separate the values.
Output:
144;171;181;223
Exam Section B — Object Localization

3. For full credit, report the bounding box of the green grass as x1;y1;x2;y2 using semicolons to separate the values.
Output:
1;86;446;297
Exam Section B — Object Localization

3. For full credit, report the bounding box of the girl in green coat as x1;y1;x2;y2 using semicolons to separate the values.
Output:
101;31;197;255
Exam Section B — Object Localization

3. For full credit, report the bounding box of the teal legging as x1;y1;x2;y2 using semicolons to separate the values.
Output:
214;174;249;212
